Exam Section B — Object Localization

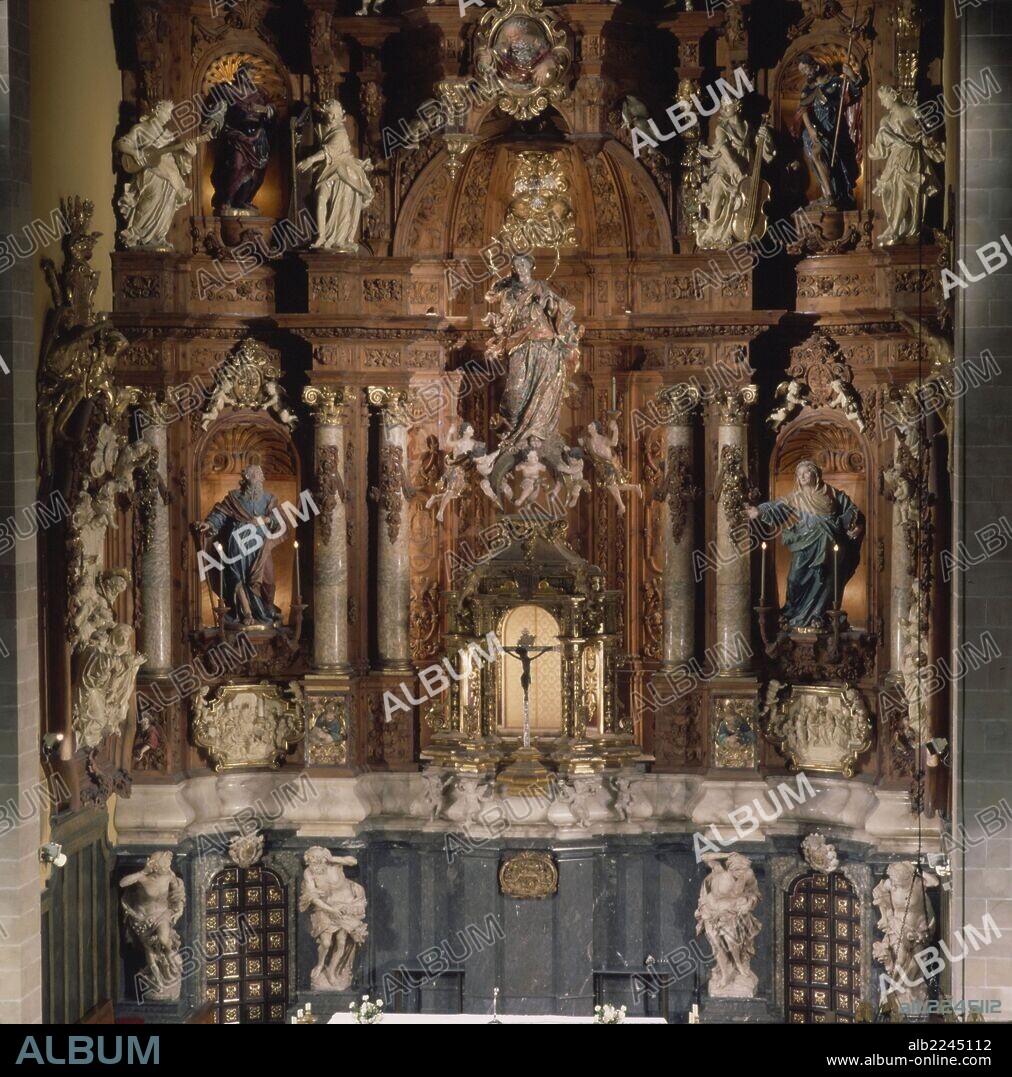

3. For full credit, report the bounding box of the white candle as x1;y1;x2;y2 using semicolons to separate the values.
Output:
611;376;617;410
214;543;226;616
293;540;301;600
304;1002;312;1014
760;540;767;604
833;544;840;608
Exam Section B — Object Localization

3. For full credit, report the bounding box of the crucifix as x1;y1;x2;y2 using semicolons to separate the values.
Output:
501;629;557;750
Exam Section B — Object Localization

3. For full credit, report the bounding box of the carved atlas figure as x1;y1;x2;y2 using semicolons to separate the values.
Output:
299;848;368;992
746;459;864;629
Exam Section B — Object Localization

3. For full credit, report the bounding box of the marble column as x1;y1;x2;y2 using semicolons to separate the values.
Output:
656;385;700;670
139;395;171;674
888;438;912;683
303;385;355;673
713;385;757;675
368;386;415;672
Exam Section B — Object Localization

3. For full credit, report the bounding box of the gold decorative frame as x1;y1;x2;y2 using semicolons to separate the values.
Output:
192;681;305;771
473;0;572;121
499;851;559;899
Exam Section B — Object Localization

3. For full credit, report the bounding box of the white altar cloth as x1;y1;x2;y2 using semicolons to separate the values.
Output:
328;1013;666;1024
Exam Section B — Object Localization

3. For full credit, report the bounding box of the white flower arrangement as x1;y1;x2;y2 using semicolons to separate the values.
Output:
349;994;384;1024
593;1003;627;1024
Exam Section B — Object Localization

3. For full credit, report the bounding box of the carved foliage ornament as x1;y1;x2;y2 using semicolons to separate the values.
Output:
499;851;559;898
192;681;305;771
473;0;572;121
653;444;699;546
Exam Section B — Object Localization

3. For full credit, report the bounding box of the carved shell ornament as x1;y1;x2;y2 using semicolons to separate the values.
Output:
473;0;572;121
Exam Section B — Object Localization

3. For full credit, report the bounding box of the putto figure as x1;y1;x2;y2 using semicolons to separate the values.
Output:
297;100;375;253
791;53;864;210
120;851;186;1001
196;464;282;626
299;848;368;991
868;86;944;246
746;459;864;629
695;852;762;998
579;419;642;516
114;100;196;250
205;62;275;216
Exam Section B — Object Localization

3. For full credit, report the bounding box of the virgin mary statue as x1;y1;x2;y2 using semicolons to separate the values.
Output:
746;459;863;629
483;253;583;496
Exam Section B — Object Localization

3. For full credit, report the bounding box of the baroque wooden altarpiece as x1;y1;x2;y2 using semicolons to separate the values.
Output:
37;0;952;829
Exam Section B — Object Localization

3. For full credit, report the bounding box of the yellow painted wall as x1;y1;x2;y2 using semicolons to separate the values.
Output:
31;0;120;351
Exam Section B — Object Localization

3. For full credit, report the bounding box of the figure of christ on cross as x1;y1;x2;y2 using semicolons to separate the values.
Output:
501;628;558;750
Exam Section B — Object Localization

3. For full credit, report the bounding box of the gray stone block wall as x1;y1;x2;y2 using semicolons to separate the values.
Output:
0;0;42;1025
953;0;1012;1018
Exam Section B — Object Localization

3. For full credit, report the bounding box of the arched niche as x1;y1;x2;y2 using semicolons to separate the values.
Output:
192;49;293;221
498;604;563;733
393;137;671;259
772;36;871;211
194;415;301;628
770;413;870;629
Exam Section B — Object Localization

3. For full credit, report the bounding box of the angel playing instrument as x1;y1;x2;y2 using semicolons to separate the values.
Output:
120;131;212;175
731;121;772;244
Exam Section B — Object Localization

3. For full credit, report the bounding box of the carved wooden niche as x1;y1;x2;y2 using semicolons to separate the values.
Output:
771;415;870;630
193;50;293;222
195;415;302;629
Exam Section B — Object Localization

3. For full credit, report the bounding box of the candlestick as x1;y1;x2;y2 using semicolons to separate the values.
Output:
832;543;840;609
760;540;767;604
611;376;617;411
293;540;301;601
214;543;226;621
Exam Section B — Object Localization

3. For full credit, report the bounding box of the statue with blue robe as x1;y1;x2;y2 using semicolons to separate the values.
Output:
747;460;864;630
791;53;864;210
197;464;283;627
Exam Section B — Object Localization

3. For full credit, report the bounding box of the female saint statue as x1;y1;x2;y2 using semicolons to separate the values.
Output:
746;459;863;629
297;100;375;252
482;254;583;500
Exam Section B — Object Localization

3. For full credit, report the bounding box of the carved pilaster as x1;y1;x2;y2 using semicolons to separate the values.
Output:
138;394;171;674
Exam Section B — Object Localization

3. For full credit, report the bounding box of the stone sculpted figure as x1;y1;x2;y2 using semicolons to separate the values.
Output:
695;852;762;998
297;100;375;252
196;464;282;626
791;53;864;209
747;459;864;629
868;86;944;246
114;100;196;250
695;97;773;249
299;848;368;991
120;851;185;1001
872;862;936;1006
